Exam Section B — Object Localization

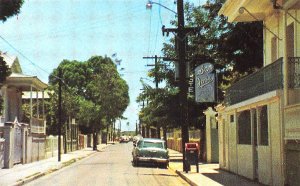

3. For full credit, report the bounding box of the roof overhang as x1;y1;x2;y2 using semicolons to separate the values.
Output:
5;73;48;91
218;0;274;22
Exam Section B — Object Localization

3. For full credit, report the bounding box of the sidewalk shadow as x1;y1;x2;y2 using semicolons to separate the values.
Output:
201;169;264;186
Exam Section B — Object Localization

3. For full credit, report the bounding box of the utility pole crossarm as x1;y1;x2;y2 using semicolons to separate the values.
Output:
162;25;201;36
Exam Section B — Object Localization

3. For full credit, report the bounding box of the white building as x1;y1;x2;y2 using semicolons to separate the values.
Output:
218;0;300;185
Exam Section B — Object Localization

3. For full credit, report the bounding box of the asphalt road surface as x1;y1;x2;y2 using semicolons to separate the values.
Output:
25;142;189;186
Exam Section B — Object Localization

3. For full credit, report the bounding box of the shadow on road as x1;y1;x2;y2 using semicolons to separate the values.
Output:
201;169;264;186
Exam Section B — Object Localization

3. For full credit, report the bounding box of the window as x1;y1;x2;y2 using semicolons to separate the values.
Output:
230;114;234;123
238;110;251;144
259;105;268;145
287;23;294;58
142;141;164;149
271;37;277;63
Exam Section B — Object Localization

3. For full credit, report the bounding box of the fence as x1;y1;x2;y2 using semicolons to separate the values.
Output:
167;129;201;155
0;138;4;168
0;116;4;126
31;117;46;134
78;134;88;150
45;135;63;159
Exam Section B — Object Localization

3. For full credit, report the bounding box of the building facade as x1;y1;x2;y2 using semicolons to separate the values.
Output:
0;52;47;168
218;0;300;185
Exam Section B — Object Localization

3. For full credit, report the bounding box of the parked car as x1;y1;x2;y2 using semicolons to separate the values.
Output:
133;134;143;146
132;138;169;168
119;135;129;143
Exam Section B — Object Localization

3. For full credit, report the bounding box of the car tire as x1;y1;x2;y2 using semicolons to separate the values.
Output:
135;160;139;167
133;159;138;167
162;163;168;169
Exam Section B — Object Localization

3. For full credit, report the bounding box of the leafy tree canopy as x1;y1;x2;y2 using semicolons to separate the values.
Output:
0;0;24;22
137;0;263;131
48;56;129;135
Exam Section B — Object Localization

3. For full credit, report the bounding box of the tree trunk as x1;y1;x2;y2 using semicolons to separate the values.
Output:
163;127;167;148
93;128;97;151
156;124;160;139
106;124;109;145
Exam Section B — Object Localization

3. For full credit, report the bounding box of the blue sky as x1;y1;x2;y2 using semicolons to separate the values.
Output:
0;0;205;131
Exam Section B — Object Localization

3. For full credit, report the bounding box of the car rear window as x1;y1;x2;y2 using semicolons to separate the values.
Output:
142;141;163;148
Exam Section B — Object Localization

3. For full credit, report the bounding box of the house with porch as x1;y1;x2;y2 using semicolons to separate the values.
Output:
218;0;300;185
0;52;47;168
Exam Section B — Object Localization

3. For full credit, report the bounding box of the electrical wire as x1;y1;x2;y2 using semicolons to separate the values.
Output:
0;35;52;78
147;10;153;56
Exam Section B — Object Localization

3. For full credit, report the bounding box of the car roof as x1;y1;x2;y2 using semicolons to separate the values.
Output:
141;138;165;142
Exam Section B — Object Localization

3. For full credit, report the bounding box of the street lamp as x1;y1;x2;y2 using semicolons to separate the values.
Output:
146;1;177;15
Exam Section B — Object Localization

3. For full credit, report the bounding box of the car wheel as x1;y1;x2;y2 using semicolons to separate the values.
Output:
133;159;138;167
135;160;139;167
162;163;168;169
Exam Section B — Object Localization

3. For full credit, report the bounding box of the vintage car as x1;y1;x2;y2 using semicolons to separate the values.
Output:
132;138;169;168
133;134;143;146
119;135;129;143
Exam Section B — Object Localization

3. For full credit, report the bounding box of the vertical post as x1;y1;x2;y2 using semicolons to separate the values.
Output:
3;124;14;168
177;0;189;172
58;68;62;162
30;86;33;122
283;11;288;106
154;55;161;138
36;90;39;118
155;55;158;89
42;91;45;119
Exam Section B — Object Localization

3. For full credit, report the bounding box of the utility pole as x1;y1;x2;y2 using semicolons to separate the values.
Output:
58;68;62;162
161;0;199;172
143;55;163;138
177;0;189;172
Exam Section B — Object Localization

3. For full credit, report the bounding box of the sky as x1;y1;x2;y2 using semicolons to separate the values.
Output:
0;0;205;131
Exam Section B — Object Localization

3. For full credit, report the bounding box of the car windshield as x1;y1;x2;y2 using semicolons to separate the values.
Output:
142;141;163;148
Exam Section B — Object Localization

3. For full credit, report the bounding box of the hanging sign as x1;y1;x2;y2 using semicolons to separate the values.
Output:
195;63;215;103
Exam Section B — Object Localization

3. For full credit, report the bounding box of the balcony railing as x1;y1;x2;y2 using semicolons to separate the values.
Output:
30;117;46;134
225;58;283;105
289;57;300;88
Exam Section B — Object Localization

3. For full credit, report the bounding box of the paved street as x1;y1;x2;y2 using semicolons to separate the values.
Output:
25;142;189;186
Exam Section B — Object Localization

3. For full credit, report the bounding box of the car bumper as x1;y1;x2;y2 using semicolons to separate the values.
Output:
137;157;169;163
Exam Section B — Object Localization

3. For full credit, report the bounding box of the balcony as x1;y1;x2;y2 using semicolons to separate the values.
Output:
225;58;283;105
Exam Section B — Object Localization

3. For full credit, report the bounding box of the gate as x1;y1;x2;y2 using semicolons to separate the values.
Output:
14;126;22;164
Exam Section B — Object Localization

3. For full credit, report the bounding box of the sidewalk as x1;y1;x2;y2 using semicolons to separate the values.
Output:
168;149;264;186
0;144;109;186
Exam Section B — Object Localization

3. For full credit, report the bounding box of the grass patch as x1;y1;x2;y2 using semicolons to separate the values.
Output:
62;159;76;167
24;172;41;179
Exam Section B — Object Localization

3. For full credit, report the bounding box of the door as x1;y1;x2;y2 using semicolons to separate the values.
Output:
14;126;22;164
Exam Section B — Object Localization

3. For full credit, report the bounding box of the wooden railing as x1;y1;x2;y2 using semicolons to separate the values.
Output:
30;117;46;134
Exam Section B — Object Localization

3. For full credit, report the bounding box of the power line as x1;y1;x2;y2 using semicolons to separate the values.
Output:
0;35;54;78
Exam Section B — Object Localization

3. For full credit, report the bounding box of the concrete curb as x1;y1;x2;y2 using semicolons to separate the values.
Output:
168;162;198;186
13;172;46;186
175;170;198;186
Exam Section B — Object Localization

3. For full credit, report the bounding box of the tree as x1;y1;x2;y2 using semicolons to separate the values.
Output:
48;55;129;150
0;53;11;115
139;0;263;158
162;0;263;96
0;0;24;22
